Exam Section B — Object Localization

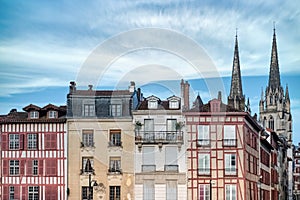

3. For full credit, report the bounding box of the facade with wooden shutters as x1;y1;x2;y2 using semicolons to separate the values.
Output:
0;104;67;200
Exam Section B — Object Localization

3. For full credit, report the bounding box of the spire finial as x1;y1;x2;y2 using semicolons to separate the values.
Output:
273;21;276;33
235;28;238;37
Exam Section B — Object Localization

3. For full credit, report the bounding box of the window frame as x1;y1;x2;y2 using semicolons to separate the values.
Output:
82;130;94;147
225;185;236;200
109;130;122;147
223;125;237;147
109;157;121;173
27;133;38;150
82;157;94;174
109;104;122;117
197;125;210;146
198;153;210;175
29;111;39;119
225;154;237;175
9;160;20;176
199;184;210;200
28;186;39;200
9;134;20;150
109;186;121;200
9;186;15;200
48;110;57;119
83;104;95;117
169;100;179;109
82;186;93;200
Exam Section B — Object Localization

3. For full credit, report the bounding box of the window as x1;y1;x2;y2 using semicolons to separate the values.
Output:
109;186;120;200
110;104;122;117
27;134;38;150
198;154;210;175
225;185;236;200
142;146;155;172
169;100;179;109
9;186;14;200
46;160;57;176
109;157;121;173
33;160;38;175
109;130;121;146
82;186;93;200
166;180;177;200
199;184;210;200
44;133;57;149
143;180;154;200
225;154;237;175
9;160;19;175
165;146;178;171
84;104;95;117
144;119;154;141
148;100;157;109
198;125;210;146
28;186;39;200
9;134;20;150
223;125;236;146
268;116;274;130
48;111;57;118
82;158;94;173
30;111;39;119
82;130;94;147
167;119;176;132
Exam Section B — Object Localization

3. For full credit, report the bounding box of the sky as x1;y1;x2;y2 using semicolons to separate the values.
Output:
0;0;299;142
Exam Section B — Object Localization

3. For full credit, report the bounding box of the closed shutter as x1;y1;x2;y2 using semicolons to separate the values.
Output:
20;160;25;175
143;146;155;165
2;134;7;150
19;134;24;150
143;180;154;200
15;186;20;199
3;160;8;176
165;146;177;165
166;180;177;200
39;159;44;175
27;160;33;176
21;186;26;199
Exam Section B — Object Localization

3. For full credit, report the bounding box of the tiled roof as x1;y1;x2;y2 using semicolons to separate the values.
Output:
137;100;180;110
69;90;133;96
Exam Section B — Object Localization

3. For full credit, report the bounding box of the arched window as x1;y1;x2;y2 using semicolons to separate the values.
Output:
262;117;267;128
268;116;274;130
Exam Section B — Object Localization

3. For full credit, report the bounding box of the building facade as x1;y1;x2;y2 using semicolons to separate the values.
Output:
0;104;67;200
133;95;187;200
67;81;140;200
259;29;293;200
293;144;300;200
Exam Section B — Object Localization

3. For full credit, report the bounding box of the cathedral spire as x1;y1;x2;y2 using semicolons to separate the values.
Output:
285;84;290;101
268;26;281;90
228;32;245;111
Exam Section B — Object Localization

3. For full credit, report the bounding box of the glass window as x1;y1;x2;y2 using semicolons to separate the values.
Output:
109;130;121;146
9;160;19;175
225;154;237;175
199;184;210;200
198;125;210;146
165;146;178;171
82;157;94;173
9;186;14;200
33;160;38;175
198;154;210;175
82;130;94;147
169;100;179;109
27;134;38;150
142;146;155;172
82;186;93;200
48;111;57;118
109;157;121;173
9;134;20;150
223;125;236;146
84;104;95;117
148;100;157;109
166;180;177;200
268;116;274;130
225;185;236;200
30;111;39;119
110;104;122;117
143;180;154;200
28;186;39;200
109;186;120;200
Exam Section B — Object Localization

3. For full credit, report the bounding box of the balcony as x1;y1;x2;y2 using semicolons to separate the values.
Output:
108;168;122;175
197;139;210;147
164;165;179;172
198;168;210;176
135;131;183;144
223;139;237;147
142;165;156;172
224;168;237;176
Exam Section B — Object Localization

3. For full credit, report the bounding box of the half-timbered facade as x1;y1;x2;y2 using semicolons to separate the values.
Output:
0;104;67;200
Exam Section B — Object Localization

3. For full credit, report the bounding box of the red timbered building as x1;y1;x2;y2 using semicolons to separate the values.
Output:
0;104;67;200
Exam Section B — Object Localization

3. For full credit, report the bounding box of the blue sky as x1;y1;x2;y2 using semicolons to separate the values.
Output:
0;0;299;142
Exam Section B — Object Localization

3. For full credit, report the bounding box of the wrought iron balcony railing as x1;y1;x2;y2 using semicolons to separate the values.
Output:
141;165;156;172
135;131;183;144
164;165;179;172
223;139;237;147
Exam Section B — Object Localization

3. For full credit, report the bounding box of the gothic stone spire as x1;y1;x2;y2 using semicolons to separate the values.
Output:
268;27;281;90
228;33;245;111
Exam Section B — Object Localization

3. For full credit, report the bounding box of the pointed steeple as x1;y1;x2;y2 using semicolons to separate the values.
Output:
268;26;281;90
285;84;290;101
228;32;245;111
193;94;203;108
246;98;251;114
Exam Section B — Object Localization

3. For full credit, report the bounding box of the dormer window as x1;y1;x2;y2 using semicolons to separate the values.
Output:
29;111;39;119
169;100;179;109
148;100;157;109
48;110;57;119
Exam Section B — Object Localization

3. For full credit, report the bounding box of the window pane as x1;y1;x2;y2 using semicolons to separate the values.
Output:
166;181;177;200
144;180;154;200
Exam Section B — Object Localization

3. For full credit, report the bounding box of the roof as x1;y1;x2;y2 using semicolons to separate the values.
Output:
68;90;133;97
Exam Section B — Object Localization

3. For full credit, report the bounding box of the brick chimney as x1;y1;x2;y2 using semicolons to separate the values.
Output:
180;79;190;110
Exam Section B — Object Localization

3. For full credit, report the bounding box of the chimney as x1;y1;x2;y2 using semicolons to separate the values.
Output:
129;81;135;92
218;91;222;101
88;85;93;91
180;79;190;110
69;81;76;93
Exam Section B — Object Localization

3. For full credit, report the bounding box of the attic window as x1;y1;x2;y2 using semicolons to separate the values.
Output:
29;111;39;119
148;100;158;109
48;111;57;119
169;100;179;109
